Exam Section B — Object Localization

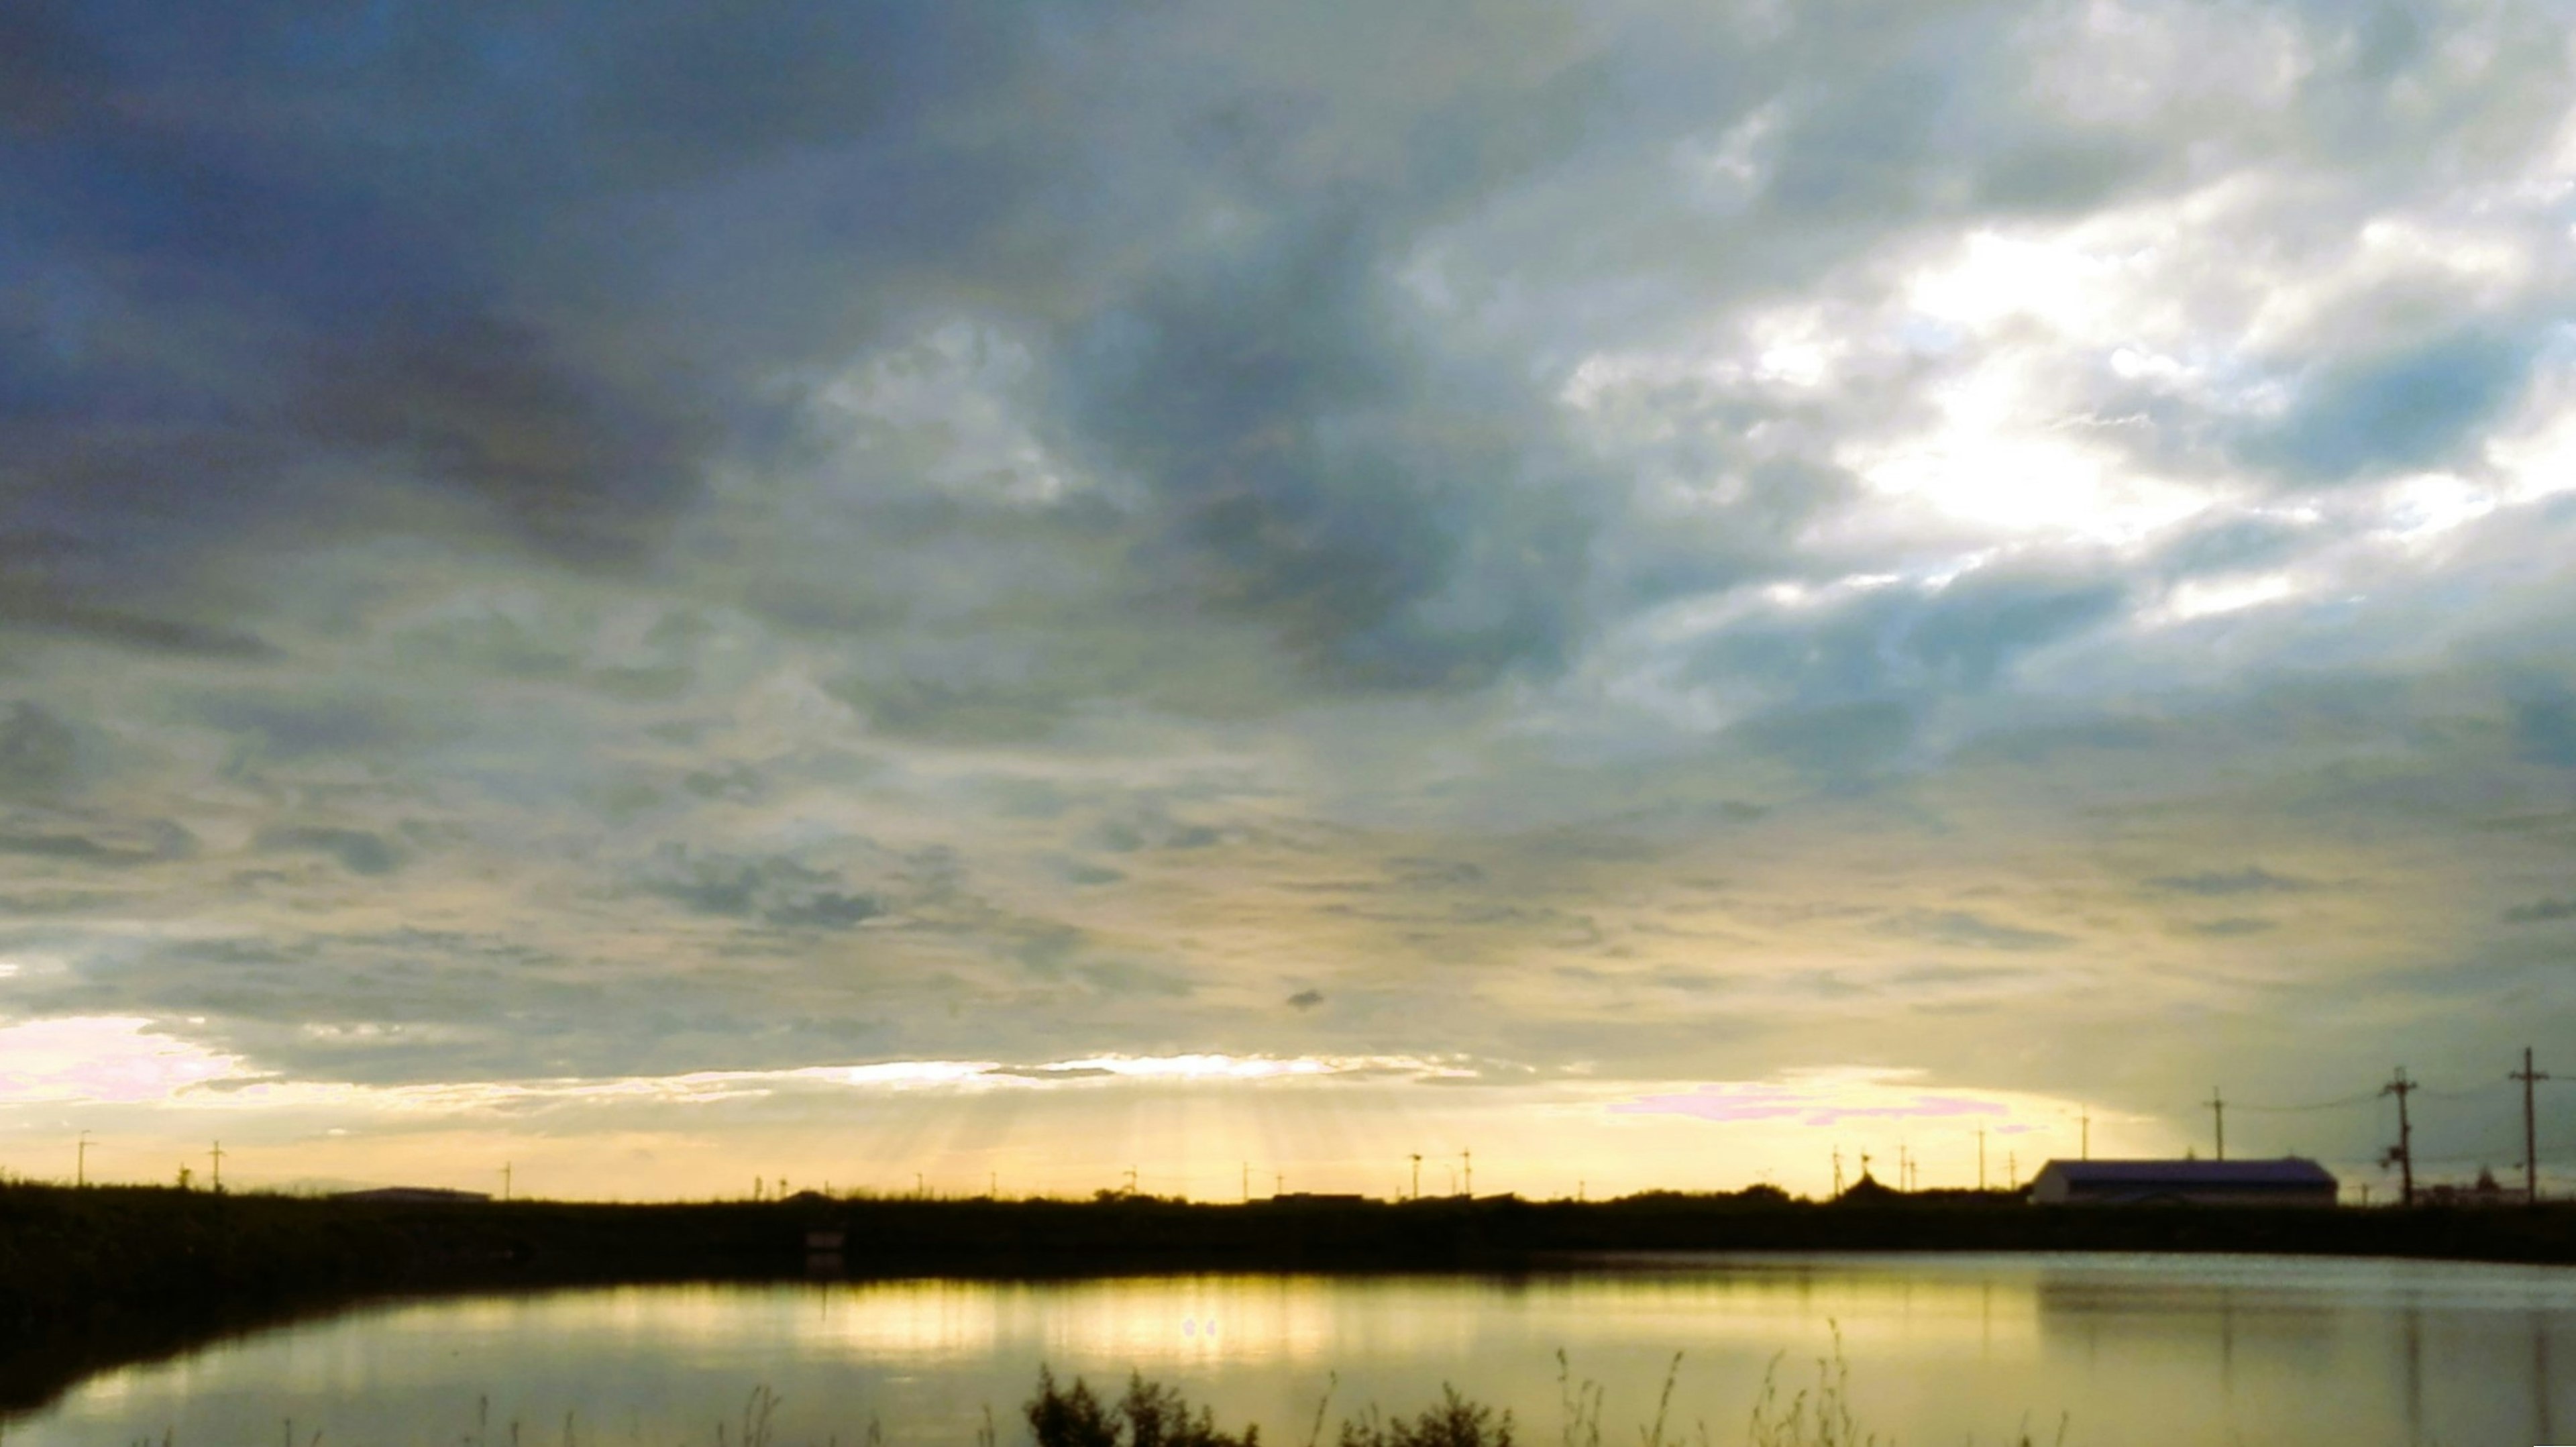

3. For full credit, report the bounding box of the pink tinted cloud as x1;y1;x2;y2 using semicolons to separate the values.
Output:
0;1016;246;1104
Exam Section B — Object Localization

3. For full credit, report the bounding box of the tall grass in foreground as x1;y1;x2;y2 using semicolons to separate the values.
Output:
68;1342;2070;1447
1020;1333;2065;1447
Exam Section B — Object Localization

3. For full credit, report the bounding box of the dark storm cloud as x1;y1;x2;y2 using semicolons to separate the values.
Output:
1878;910;2072;953
1684;568;2127;727
2184;917;2278;938
2146;867;2318;897
2150;513;2318;580
0;815;194;867
0;590;281;660
17;926;904;1084
3;0;1635;701
256;825;405;877
1073;959;1195;998
2243;330;2539;484
2503;898;2576;924
638;845;884;930
2506;684;2576;769
1905;572;2128;691
194;693;429;761
1051;210;1595;690
1727;700;1917;780
0;0;1035;628
0;702;79;798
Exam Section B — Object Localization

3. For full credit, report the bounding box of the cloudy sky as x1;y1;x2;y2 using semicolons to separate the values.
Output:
5;0;2575;1201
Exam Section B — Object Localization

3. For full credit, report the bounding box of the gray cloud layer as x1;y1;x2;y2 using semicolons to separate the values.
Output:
6;0;2576;1175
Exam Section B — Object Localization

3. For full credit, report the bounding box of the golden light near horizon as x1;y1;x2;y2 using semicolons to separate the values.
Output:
5;0;2575;1211
5;1015;2189;1201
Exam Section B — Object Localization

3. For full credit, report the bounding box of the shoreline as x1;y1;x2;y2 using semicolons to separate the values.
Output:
6;1181;2572;1414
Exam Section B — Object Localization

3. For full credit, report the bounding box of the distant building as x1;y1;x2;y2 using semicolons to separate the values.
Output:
333;1186;493;1204
2027;1158;2337;1208
2423;1168;2512;1208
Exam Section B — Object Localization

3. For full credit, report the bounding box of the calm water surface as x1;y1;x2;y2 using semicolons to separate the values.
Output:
16;1254;2574;1446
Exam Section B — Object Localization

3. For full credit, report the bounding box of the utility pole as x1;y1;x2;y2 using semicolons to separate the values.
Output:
1461;1149;1472;1198
2080;1108;2090;1161
1897;1142;1909;1193
501;1162;512;1202
76;1130;89;1189
2381;1068;2417;1207
1409;1154;1421;1201
1122;1166;1136;1197
2206;1088;2226;1162
2008;1151;2018;1190
1242;1163;1250;1203
2513;1047;2550;1205
1273;1171;1283;1196
1832;1147;1845;1197
209;1140;224;1192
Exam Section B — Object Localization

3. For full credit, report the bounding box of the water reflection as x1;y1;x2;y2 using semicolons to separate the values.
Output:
13;1255;2576;1447
2535;1310;2557;1444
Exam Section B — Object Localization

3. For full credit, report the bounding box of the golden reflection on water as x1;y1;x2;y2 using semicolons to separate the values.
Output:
16;1255;2576;1447
480;1265;2046;1366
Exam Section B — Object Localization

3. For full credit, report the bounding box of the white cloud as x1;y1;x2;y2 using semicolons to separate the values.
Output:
0;1017;252;1105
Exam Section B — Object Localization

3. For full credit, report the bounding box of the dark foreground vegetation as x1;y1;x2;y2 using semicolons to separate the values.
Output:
23;1352;2051;1446
5;1179;2571;1413
1018;1344;1997;1447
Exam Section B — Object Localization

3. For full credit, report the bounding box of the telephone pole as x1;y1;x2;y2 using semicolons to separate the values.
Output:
2206;1088;2226;1162
2512;1047;2550;1205
1832;1147;1845;1197
1897;1142;1910;1193
1461;1149;1472;1198
76;1130;89;1188
501;1162;512;1201
2080;1108;2090;1161
2381;1069;2416;1207
1242;1163;1250;1203
1409;1153;1421;1201
209;1140;225;1192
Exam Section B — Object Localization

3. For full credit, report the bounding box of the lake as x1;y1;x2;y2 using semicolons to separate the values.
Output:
13;1254;2572;1446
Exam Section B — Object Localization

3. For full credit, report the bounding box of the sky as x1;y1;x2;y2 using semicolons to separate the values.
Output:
4;0;2576;1203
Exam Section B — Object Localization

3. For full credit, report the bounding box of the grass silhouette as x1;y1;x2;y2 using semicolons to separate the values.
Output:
58;1345;2075;1446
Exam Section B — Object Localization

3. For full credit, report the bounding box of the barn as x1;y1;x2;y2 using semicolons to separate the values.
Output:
2027;1158;2338;1207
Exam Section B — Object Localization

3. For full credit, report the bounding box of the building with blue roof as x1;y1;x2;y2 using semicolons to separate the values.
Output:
2028;1158;2337;1207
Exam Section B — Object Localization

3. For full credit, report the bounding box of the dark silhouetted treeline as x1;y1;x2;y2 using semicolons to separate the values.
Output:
6;1180;2574;1414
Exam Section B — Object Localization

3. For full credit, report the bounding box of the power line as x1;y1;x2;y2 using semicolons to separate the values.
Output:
2230;1090;2381;1114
